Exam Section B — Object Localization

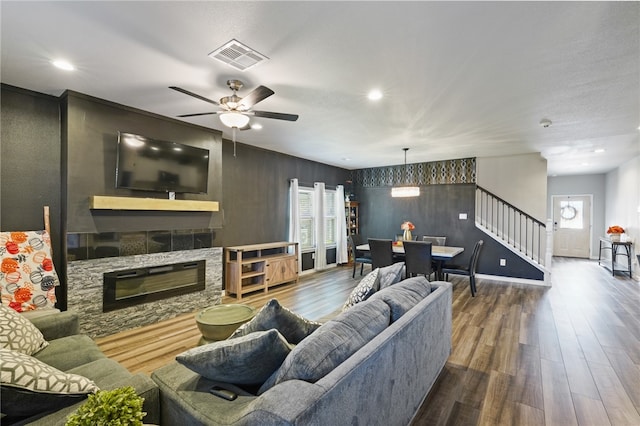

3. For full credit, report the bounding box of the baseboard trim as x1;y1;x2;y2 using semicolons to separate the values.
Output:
476;273;549;287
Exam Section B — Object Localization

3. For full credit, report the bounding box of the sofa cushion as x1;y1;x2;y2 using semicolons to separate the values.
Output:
0;348;98;417
342;268;380;311
368;276;432;322
229;299;322;344
33;334;105;371
0;230;60;312
0;303;48;355
377;262;405;290
259;298;391;394
177;329;293;386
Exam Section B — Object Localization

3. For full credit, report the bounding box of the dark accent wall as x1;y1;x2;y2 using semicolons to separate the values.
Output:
62;91;223;233
0;84;66;306
218;139;350;247
358;184;543;280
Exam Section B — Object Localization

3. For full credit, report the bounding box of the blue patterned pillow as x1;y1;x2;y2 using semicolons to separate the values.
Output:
377;262;405;290
342;268;380;311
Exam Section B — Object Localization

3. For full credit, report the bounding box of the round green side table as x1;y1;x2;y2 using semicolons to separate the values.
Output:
195;304;256;344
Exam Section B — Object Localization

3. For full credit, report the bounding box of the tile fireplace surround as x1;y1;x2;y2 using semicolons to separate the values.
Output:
67;246;222;338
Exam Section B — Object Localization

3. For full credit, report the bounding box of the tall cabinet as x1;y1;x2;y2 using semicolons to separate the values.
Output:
345;201;359;236
345;201;360;265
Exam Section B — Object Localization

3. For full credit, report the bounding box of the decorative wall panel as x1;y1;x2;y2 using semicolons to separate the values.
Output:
354;158;476;187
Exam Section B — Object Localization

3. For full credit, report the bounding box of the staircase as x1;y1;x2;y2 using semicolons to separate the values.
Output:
475;186;552;284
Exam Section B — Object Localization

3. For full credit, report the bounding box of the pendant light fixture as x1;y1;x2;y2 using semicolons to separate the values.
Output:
391;148;420;198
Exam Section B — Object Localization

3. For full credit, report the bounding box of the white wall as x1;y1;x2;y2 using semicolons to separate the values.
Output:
476;153;548;222
605;155;640;280
547;174;606;258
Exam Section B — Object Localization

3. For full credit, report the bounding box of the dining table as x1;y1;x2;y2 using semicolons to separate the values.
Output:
356;243;464;281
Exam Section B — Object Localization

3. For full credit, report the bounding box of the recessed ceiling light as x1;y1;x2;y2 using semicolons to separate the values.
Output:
367;89;383;101
51;59;75;71
251;123;263;130
594;148;605;153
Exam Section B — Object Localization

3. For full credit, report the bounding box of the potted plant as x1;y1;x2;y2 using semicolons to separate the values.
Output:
66;386;146;426
606;225;625;241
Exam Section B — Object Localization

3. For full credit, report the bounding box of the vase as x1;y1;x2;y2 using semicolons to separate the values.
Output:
403;230;412;241
609;233;621;242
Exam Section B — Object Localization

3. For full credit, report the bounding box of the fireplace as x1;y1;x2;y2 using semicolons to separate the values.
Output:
103;260;205;312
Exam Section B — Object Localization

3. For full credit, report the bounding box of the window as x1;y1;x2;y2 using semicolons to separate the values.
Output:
559;200;584;230
297;187;337;250
298;189;314;250
324;190;336;246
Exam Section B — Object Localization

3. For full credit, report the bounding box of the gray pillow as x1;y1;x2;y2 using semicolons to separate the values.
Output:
377;262;405;290
0;304;48;355
229;299;322;344
259;298;391;394
0;348;98;417
342;268;380;311
368;276;432;322
176;329;293;385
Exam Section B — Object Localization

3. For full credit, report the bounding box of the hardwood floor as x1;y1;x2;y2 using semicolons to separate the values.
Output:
96;258;640;425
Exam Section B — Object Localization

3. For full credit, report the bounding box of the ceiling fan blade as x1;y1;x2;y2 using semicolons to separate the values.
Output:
169;86;219;106
251;110;299;121
176;111;219;118
239;86;274;109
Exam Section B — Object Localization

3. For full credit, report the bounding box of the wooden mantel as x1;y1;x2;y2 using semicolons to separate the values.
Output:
90;196;219;212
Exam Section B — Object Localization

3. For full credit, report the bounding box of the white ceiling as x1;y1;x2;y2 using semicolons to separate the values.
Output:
2;1;639;175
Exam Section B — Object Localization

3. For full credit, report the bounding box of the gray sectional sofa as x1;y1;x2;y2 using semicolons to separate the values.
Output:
151;277;453;426
2;311;160;425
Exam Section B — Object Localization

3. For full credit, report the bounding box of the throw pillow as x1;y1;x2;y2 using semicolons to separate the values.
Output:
368;276;432;322
342;268;380;311
229;299;322;344
377;262;405;290
0;348;98;417
177;329;293;385
0;230;60;312
0;303;48;355
259;298;391;394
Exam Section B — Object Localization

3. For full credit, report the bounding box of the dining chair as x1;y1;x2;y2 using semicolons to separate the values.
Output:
349;234;372;278
402;240;434;281
368;238;394;269
421;236;446;273
442;240;484;297
422;236;447;246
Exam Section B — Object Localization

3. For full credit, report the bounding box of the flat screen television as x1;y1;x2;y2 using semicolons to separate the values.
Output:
115;132;209;194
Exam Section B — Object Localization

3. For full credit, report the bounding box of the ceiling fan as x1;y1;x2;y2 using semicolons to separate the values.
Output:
170;80;298;156
170;80;298;127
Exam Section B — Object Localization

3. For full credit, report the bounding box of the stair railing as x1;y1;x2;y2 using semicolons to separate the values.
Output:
476;185;547;266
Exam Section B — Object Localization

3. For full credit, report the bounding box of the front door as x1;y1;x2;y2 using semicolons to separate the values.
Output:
552;195;591;258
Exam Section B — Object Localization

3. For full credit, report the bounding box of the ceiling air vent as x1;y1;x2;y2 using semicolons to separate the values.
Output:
208;39;269;72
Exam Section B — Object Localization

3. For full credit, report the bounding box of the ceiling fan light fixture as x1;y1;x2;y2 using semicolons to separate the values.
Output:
219;111;250;128
391;147;420;198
